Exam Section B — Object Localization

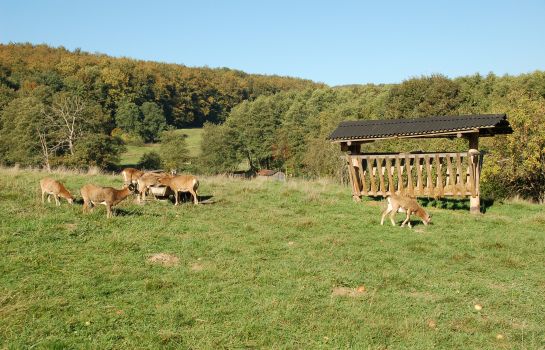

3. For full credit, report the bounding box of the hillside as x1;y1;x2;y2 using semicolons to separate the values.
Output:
0;43;322;171
0;167;544;348
0;43;321;128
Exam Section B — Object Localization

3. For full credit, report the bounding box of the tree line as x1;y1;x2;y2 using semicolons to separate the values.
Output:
0;43;320;169
2;43;545;201
199;73;545;201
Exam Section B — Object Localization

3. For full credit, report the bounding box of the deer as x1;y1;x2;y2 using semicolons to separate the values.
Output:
136;171;168;202
80;183;136;218
158;175;199;205
40;178;75;206
121;168;144;186
381;194;431;228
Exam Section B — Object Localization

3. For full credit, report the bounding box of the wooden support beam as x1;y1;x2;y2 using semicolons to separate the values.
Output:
467;133;480;214
346;155;361;201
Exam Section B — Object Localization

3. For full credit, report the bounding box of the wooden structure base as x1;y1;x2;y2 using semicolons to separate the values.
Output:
328;115;513;214
345;151;482;210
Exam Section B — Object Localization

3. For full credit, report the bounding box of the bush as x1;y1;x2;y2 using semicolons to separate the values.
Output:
137;151;162;170
158;131;190;172
72;134;126;170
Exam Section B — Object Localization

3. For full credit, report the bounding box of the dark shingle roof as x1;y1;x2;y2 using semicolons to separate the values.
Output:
328;114;512;141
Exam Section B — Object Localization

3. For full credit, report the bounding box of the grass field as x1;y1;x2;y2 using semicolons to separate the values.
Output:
1;167;544;349
119;128;203;168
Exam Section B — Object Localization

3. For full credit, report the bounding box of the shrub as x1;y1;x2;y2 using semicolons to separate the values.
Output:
158;131;190;172
137;151;162;170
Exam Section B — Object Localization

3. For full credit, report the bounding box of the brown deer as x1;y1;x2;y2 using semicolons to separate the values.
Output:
80;183;136;218
40;178;75;206
381;194;431;228
158;175;199;205
136;171;168;202
121;168;144;185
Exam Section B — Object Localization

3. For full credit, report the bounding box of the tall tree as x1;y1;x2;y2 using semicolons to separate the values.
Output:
115;99;142;134
139;102;166;142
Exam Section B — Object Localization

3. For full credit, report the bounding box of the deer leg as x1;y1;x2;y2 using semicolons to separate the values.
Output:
106;205;112;218
82;200;88;213
389;204;399;226
47;194;51;203
401;210;412;228
190;189;198;204
381;207;392;225
41;190;46;204
174;190;179;206
55;195;60;206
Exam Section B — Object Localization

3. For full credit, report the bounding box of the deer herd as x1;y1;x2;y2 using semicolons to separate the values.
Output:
40;167;432;227
40;167;199;218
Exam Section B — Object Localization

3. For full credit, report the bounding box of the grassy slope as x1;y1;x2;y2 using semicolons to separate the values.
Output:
0;168;544;349
119;128;203;168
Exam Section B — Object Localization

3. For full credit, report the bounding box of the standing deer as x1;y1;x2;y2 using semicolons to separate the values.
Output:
158;175;199;205
136;172;168;202
80;183;136;218
381;194;431;228
40;178;75;206
121;168;144;185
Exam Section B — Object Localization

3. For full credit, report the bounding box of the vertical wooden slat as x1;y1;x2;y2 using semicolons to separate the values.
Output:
386;157;395;195
446;154;454;194
356;157;367;196
467;154;476;197
377;157;386;194
425;155;434;197
405;154;414;197
456;153;465;196
435;154;443;197
396;155;404;194
416;155;424;195
367;156;377;195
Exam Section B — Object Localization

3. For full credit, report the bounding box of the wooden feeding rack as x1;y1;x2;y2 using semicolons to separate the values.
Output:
328;114;513;214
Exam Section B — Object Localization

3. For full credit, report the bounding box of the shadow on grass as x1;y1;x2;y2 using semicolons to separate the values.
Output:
113;208;153;217
362;195;494;213
419;197;494;213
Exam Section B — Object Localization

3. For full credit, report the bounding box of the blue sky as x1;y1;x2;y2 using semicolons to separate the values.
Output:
1;0;544;86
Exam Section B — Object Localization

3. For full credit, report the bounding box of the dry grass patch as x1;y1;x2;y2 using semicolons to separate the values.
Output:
190;262;205;272
331;285;366;298
147;253;180;267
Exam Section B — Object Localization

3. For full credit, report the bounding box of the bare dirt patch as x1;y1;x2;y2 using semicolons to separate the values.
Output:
190;262;204;271
147;253;180;267
331;286;366;298
64;223;77;231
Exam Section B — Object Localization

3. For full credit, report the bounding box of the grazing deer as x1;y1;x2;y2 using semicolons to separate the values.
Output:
158;175;199;205
381;194;431;228
40;178;75;206
136;172;168;202
121;168;144;185
80;183;136;218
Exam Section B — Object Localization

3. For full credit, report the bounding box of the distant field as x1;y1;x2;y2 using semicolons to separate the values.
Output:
119;128;203;167
1;167;544;349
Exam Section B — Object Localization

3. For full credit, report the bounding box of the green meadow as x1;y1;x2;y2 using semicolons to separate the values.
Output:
119;128;203;168
0;167;543;349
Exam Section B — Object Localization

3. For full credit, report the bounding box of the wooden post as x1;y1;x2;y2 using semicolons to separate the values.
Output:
468;133;480;214
346;155;361;202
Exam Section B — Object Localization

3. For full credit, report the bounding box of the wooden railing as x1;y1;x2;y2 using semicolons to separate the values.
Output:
346;151;483;199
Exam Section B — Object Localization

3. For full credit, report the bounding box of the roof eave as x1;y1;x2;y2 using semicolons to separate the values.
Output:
329;128;500;143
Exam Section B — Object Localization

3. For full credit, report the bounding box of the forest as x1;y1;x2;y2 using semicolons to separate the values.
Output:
1;43;545;201
0;43;320;169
